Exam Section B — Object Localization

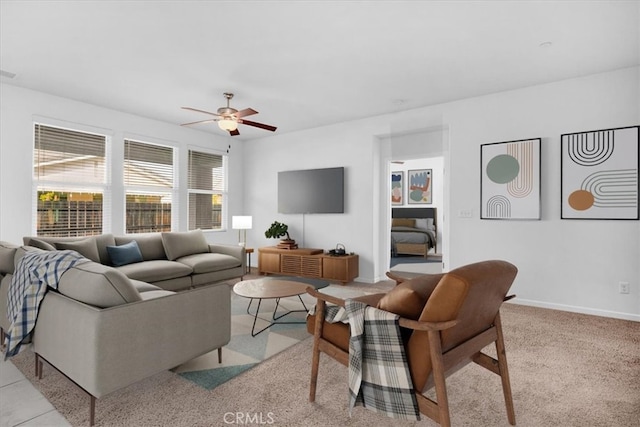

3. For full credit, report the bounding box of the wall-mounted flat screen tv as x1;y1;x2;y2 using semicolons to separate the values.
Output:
278;167;344;214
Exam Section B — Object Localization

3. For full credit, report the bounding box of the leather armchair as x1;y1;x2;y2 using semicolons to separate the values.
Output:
306;260;518;427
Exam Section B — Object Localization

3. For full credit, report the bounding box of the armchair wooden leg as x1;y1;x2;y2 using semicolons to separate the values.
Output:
309;299;326;403
428;330;451;427
495;312;516;425
218;347;222;364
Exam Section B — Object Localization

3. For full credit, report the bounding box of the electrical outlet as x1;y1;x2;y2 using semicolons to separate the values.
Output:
619;282;630;294
458;210;473;218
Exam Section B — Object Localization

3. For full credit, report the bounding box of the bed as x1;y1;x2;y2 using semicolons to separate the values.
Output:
391;207;437;258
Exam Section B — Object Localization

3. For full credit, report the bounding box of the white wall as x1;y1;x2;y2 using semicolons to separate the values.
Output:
244;66;639;321
0;84;245;246
1;67;638;320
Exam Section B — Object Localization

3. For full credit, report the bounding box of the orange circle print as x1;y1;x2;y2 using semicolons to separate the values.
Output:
568;190;595;211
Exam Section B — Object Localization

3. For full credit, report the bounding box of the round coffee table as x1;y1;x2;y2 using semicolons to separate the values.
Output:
233;278;312;337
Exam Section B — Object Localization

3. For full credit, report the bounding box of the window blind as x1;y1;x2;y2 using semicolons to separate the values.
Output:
33;123;108;237
124;139;174;188
188;150;225;230
188;150;224;191
34;123;106;183
124;139;175;233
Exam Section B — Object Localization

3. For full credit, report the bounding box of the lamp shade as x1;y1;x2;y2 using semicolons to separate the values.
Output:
232;215;252;230
218;118;238;131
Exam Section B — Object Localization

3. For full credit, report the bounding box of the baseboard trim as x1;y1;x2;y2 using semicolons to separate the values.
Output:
511;298;640;322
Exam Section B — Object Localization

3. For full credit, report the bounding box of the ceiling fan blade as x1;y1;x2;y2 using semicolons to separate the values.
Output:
235;108;258;118
181;106;220;117
239;119;277;132
181;118;218;126
230;129;240;136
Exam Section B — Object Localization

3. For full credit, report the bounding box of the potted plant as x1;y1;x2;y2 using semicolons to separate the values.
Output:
264;221;297;249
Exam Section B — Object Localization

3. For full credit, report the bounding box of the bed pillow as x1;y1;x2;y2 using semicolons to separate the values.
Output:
56;239;101;263
414;218;435;231
392;218;415;228
107;240;144;267
161;230;209;261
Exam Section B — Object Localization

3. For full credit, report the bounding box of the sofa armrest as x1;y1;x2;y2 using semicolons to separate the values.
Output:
209;244;245;269
33;283;231;398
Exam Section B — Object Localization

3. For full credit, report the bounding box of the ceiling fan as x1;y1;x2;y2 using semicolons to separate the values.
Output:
181;93;277;136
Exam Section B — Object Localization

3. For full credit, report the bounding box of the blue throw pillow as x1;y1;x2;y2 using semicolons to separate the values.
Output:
106;240;143;267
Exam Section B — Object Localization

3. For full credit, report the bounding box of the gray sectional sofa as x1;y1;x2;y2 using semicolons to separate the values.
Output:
22;229;246;291
0;230;242;425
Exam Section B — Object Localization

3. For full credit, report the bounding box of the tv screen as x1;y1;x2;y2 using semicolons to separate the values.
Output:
278;167;344;214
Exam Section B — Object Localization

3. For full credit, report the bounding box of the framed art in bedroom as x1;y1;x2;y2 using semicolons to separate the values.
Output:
391;171;404;205
481;138;541;220
408;169;432;204
561;125;639;220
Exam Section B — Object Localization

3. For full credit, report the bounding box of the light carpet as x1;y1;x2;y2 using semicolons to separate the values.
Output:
174;283;365;390
8;301;640;426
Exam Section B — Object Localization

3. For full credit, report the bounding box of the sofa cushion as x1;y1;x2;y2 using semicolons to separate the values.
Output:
14;246;45;269
0;241;18;274
115;260;192;283
26;238;56;251
107;240;144;267
24;235;115;264
377;273;444;320
115;234;166;261
56;239;100;263
130;279;162;293
161;230;209;261
176;252;241;274
58;261;142;308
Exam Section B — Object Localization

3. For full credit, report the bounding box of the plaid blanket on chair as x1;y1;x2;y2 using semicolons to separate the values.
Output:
4;250;88;359
324;299;420;420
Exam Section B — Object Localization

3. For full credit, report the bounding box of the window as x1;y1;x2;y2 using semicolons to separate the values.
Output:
124;139;175;233
33;123;108;237
188;150;226;230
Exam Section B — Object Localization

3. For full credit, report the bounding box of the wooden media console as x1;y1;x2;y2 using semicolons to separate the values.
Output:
258;246;359;285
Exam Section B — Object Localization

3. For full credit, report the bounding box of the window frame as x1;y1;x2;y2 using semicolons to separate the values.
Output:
32;119;112;236
123;137;178;234
187;147;228;232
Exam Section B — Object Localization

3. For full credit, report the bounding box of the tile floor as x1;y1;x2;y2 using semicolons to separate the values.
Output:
0;352;70;427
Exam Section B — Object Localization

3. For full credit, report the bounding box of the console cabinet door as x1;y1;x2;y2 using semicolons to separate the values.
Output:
259;252;281;274
322;255;358;283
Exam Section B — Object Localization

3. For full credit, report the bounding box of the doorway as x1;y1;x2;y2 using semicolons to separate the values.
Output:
375;125;449;282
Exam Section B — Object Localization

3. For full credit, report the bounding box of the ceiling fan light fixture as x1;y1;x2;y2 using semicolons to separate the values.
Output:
218;118;238;131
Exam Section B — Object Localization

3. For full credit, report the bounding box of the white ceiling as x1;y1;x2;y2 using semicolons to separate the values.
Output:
1;1;638;140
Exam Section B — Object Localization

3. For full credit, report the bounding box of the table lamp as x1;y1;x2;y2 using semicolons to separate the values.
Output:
232;215;252;247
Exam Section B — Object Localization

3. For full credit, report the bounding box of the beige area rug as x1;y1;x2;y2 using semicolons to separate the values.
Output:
9;303;640;426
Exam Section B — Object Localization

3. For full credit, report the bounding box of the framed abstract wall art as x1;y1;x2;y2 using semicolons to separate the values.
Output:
391;171;404;205
561;125;639;220
408;169;432;204
481;138;541;220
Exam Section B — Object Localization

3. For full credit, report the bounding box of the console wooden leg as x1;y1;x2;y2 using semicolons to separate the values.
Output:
218;347;222;363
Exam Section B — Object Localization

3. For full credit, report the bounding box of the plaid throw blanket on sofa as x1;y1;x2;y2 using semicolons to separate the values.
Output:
324;300;420;420
5;250;88;359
